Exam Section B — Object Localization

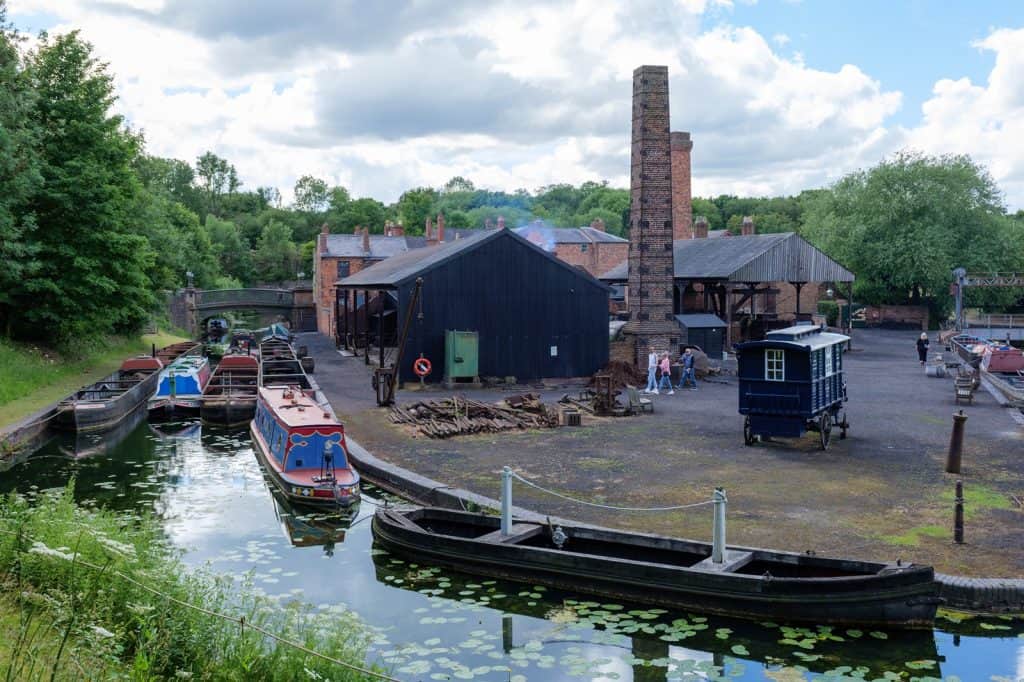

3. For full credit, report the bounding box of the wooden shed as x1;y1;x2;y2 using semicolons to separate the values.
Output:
674;313;726;358
335;229;610;384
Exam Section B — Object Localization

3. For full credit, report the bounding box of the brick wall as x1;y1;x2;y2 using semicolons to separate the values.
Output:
552;242;628;277
314;239;377;336
773;282;822;320
670;132;693;242
623;65;678;363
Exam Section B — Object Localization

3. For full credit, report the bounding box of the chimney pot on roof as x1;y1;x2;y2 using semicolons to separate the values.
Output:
590;218;606;232
693;216;709;239
485;217;494;230
497;215;505;230
437;212;445;243
321;222;329;236
741;216;755;236
362;226;370;253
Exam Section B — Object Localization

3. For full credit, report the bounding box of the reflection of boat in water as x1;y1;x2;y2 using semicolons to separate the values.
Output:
148;419;203;441
54;356;163;433
269;488;359;552
201;354;260;426
370;548;945;678
373;507;940;628
57;403;148;459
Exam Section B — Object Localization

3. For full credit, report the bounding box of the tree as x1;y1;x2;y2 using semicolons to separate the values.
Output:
802;150;1023;317
205;215;253;285
257;186;281;208
195;150;239;217
253;219;298;284
293;175;329;213
396;187;437;235
134;154;200;214
0;11;42;336
443;176;475;193
328;196;385;234
11;31;154;342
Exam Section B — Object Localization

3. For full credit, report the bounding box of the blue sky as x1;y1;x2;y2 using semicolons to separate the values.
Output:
8;1;1024;208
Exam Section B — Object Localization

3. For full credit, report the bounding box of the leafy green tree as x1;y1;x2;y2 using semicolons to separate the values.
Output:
253;219;298;284
293;175;329;213
134;154;201;214
12;31;154;342
802;150;1023;317
328;196;386;234
445;210;471;229
205;215;253;285
0;11;42;336
257;186;281;208
195;150;239;217
396;187;437;235
443;176;475;193
691;198;724;230
298;239;316;276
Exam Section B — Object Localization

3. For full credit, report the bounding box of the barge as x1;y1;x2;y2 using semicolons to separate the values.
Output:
53;355;163;433
201;354;260;426
148;353;212;415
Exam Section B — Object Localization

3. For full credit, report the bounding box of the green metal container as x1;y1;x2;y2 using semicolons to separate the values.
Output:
445;330;479;381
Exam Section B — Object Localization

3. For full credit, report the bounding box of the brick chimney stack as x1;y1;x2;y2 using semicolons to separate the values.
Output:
590;218;606;232
693;216;709;239
622;65;678;364
485;217;494;230
741;216;755;236
436;212;445;243
361;226;370;254
670;131;693;243
425;216;433;240
318;222;329;254
497;215;505;230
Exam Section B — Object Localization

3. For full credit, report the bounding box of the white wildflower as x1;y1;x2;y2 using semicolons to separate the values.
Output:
91;625;115;638
174;671;193;679
28;541;77;561
96;536;136;558
302;667;323;680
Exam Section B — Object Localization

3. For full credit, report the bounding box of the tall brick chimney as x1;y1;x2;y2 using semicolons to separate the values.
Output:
485;218;494;230
361;226;370;254
436;212;445;243
590;218;606;232
622;65;678;363
693;216;709;239
318;222;329;254
741;216;755;236
425;216;433;240
497;215;505;230
670;131;693;243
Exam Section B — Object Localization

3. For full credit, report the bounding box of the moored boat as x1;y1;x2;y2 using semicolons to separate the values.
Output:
53;355;163;433
250;386;360;507
258;337;313;389
148;354;212;415
155;341;202;365
201;354;260;426
372;507;941;628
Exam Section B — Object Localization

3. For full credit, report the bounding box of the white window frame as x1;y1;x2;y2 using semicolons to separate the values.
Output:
765;349;785;382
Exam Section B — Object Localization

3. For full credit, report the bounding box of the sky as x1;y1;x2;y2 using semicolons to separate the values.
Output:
8;0;1024;209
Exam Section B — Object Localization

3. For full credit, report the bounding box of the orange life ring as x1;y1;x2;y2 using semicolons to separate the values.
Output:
413;357;432;377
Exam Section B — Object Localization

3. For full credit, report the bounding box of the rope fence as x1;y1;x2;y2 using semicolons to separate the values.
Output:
508;470;715;512
0;525;399;682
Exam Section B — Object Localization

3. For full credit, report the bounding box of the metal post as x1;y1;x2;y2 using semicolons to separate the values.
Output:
712;487;727;564
954;480;964;544
946;410;967;474
501;466;513;536
501;614;513;653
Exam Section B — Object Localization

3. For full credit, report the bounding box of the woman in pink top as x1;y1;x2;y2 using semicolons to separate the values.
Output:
657;352;675;395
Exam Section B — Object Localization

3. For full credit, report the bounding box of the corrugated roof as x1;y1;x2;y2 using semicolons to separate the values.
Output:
675;313;726;328
514;224;627;247
599;233;854;283
763;325;850;351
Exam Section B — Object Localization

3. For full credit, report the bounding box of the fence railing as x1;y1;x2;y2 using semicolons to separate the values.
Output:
195;289;294;307
965;314;1023;329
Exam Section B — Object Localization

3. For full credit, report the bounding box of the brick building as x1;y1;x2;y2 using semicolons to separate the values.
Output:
514;219;628;277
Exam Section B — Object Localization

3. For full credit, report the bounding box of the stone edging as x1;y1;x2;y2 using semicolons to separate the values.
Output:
0;401;60;460
345;436;1024;615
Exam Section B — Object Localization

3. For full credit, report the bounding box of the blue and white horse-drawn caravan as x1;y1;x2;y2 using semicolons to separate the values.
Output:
737;325;850;449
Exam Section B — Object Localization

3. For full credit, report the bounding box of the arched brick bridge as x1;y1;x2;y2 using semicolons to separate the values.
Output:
169;286;316;335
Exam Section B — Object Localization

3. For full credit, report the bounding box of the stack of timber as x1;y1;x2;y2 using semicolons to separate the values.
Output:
389;394;558;438
590;361;645;389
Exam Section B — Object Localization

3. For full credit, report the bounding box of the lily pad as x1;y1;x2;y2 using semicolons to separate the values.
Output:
730;644;749;657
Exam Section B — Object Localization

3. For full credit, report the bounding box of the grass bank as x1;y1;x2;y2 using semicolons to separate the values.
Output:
0;331;187;429
0;485;384;681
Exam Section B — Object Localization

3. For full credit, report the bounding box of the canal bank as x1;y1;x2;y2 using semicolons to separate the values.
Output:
299;332;1024;614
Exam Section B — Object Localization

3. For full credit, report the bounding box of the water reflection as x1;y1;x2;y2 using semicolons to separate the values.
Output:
0;418;1020;681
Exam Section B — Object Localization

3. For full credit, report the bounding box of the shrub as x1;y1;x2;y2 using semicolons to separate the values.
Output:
817;300;839;327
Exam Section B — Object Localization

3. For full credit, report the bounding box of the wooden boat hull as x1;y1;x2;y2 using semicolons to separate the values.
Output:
53;370;161;433
201;397;257;427
372;508;941;628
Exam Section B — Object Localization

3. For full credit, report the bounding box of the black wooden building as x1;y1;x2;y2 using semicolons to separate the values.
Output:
335;229;610;384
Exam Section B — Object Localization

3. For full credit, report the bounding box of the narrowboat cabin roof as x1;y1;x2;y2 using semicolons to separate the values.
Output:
258;386;338;429
218;355;259;370
741;325;850;352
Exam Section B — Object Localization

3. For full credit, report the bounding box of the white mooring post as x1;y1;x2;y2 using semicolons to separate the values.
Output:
712;487;727;564
501;466;513;536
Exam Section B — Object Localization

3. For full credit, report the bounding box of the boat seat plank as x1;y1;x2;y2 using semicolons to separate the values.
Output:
692;550;754;573
477;524;543;545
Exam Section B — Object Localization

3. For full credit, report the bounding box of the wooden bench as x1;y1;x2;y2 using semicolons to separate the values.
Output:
625;385;653;415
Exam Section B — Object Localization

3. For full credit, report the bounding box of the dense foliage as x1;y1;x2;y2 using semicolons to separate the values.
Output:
0;3;1020;346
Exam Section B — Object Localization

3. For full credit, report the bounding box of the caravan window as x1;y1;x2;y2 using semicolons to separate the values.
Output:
765;349;785;381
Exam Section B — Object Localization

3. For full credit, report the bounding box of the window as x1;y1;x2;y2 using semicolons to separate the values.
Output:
580;243;588;253
336;260;350;278
765;349;785;381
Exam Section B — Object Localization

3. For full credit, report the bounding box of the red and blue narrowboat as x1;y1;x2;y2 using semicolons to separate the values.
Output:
250;386;360;507
148;353;212;415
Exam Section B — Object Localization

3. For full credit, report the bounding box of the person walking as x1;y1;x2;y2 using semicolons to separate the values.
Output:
916;333;930;365
644;348;659;394
678;347;698;390
658;352;675;394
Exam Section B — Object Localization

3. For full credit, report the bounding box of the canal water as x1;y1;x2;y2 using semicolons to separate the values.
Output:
1;416;1021;681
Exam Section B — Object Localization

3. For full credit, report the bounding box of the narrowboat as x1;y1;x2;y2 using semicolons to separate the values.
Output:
372;507;941;628
737;325;850;449
155;341;203;365
258;337;313;389
53;355;164;433
201;354;260;426
250;386;360;507
148;354;212;415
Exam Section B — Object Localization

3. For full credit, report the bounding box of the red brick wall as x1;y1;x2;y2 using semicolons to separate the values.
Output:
670;132;693;242
551;242;627;277
315;252;374;337
773;282;822;320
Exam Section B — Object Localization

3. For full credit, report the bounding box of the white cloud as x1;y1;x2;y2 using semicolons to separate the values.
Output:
8;1;1024;209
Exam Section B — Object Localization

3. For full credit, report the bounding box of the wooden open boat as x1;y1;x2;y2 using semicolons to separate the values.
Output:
258;337;313;389
201;354;260;426
53;356;163;433
155;341;202;365
372;507;941;628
